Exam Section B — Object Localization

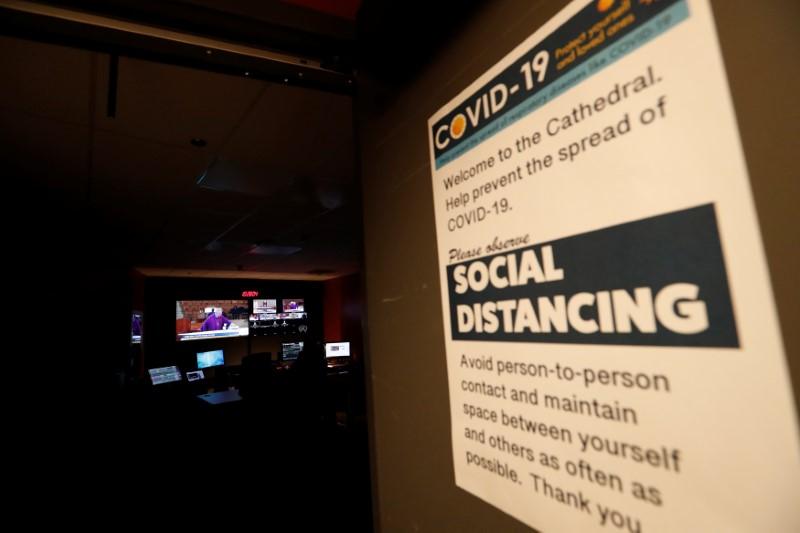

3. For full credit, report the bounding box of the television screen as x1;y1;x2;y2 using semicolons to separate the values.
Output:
249;298;308;336
176;300;249;341
131;311;143;344
186;370;205;382
325;342;350;358
149;366;182;385
282;341;304;361
252;299;277;317
197;349;224;369
282;298;304;313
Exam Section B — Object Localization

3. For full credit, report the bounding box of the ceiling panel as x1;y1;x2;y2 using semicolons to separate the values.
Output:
3;32;361;278
0;35;95;125
157;208;241;244
256;247;359;274
95;57;267;150
90;129;208;212
207;83;354;192
182;187;267;220
0;107;89;196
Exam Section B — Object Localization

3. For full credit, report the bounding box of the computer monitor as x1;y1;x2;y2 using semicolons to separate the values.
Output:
131;311;143;344
324;341;350;358
148;366;182;385
251;299;277;316
186;370;205;382
282;298;304;312
282;341;304;361
197;349;225;369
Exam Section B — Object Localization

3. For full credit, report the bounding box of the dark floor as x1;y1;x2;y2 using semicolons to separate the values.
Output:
35;371;374;531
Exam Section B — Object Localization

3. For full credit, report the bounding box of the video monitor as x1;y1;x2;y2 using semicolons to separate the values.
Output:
186;370;205;382
282;298;304;313
282;341;304;361
252;299;277;316
148;366;182;385
197;349;224;369
250;298;279;322
176;300;249;341
249;298;308;336
131;311;143;344
325;341;350;358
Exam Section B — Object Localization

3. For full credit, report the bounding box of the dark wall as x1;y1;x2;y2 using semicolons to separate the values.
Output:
357;2;569;530
356;0;800;531
142;276;324;372
710;0;800;410
324;273;364;360
18;195;136;398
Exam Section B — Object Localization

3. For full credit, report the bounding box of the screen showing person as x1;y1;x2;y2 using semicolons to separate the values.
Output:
197;349;224;369
131;311;143;344
282;341;304;361
176;300;249;341
148;366;182;385
282;299;304;313
325;341;350;358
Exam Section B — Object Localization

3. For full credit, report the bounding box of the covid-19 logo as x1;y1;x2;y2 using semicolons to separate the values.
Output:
598;0;615;12
433;83;512;151
435;113;466;150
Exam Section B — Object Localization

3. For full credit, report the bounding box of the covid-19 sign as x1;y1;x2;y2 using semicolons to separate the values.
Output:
427;1;800;531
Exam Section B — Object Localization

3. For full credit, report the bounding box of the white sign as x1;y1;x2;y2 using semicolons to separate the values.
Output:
427;1;800;531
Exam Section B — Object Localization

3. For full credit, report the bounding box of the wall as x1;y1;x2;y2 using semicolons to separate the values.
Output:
356;0;799;531
324;273;364;360
710;0;800;407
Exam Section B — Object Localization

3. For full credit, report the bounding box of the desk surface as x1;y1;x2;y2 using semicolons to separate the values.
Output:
197;388;242;405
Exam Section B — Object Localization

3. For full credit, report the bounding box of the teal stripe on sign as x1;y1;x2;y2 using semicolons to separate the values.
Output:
434;0;690;170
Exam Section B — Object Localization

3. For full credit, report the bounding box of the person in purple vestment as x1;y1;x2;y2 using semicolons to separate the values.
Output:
131;315;142;336
201;307;232;331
